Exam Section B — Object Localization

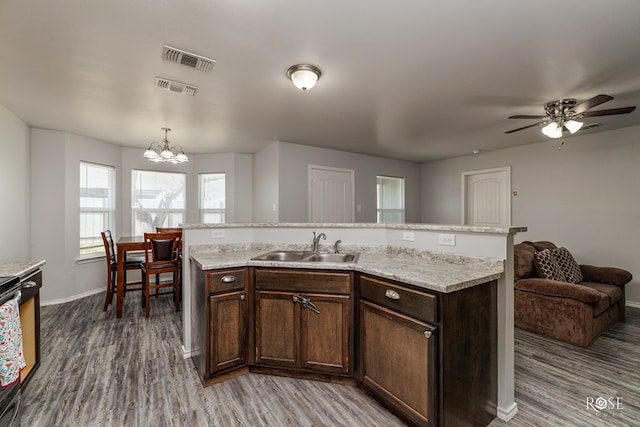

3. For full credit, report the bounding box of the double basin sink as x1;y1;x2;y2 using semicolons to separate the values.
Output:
251;250;359;263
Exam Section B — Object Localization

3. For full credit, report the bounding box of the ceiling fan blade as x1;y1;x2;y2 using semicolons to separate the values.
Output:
573;94;614;114
505;122;544;134
580;106;636;117
508;114;547;119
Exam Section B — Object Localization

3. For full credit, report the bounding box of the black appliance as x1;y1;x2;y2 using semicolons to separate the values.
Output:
0;276;21;427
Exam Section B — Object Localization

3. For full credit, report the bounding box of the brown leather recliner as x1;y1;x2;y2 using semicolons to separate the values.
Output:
514;241;632;347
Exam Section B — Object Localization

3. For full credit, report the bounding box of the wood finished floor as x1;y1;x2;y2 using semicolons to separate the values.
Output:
22;293;640;427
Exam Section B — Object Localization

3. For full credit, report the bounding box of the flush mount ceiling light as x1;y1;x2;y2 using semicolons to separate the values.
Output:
286;64;321;91
143;128;189;164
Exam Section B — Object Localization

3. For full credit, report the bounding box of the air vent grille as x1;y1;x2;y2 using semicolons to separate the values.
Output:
154;77;199;96
162;45;215;72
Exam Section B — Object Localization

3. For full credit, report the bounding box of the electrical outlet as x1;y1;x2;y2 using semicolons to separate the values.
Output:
438;233;456;246
403;231;415;242
211;229;225;239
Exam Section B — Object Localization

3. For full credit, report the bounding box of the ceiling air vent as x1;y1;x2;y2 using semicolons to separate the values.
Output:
154;77;199;96
162;45;215;72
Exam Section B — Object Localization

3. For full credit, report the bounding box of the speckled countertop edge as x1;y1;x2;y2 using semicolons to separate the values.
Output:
0;260;46;279
189;244;504;293
182;222;527;235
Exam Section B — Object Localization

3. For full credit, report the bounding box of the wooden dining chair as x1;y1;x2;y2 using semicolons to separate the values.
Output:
101;230;143;311
141;232;182;317
156;227;183;289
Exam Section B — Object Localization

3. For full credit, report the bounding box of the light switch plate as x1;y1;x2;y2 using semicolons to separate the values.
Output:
438;233;456;246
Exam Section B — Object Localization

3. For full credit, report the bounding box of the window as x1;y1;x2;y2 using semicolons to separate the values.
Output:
199;173;226;223
80;162;115;256
376;176;405;223
132;170;186;235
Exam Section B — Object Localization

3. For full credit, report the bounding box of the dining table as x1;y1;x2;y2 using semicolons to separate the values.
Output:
115;236;146;318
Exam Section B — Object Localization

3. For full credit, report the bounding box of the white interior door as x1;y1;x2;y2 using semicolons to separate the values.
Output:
309;165;355;223
463;167;511;227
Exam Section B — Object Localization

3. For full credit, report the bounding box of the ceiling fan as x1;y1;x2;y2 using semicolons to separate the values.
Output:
505;94;636;138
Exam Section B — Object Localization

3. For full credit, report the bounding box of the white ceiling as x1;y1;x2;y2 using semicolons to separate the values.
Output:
1;0;640;162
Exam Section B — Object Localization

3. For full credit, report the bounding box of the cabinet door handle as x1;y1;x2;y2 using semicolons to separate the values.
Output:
240;294;245;301
424;331;432;339
385;289;400;300
221;275;237;283
22;280;38;289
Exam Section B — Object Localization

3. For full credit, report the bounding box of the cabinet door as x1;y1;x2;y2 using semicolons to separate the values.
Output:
300;294;350;374
255;291;299;368
360;301;436;427
208;291;247;375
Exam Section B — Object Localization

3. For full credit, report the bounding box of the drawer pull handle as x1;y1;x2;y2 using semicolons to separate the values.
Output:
424;331;432;339
221;275;237;283
22;281;38;289
385;289;400;300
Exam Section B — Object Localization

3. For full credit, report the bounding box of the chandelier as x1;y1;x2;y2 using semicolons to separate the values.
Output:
143;128;189;163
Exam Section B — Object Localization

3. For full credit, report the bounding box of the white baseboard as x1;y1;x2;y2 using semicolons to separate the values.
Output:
41;288;104;306
626;301;640;309
497;402;519;421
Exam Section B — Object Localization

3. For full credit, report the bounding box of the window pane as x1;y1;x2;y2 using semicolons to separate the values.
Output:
376;176;405;224
199;173;226;223
80;162;115;255
132;170;186;235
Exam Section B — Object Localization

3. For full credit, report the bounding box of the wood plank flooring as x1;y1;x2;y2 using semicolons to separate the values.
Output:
22;293;640;426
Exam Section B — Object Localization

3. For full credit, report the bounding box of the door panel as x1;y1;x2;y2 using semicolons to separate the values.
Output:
208;291;246;374
255;291;299;367
300;295;350;374
464;168;510;227
309;166;354;222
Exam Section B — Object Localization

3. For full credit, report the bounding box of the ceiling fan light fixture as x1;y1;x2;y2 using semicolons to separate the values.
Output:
542;122;563;138
287;64;321;91
565;120;584;134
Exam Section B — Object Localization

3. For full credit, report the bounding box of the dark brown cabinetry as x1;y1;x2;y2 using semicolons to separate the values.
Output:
192;266;248;382
358;274;497;427
253;269;352;376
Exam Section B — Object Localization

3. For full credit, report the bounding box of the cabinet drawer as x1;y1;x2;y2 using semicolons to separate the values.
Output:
360;276;437;324
255;269;351;294
206;269;246;294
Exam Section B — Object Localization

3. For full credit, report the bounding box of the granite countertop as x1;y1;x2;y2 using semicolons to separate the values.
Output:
0;260;46;279
189;245;503;293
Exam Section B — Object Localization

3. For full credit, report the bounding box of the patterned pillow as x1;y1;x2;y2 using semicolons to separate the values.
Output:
533;249;567;282
552;247;583;284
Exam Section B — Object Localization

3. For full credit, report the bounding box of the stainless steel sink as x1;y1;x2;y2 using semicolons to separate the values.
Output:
251;250;359;263
251;250;309;261
303;252;359;263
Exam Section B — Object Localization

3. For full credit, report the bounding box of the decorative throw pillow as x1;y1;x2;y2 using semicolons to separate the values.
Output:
533;249;567;282
552;247;583;284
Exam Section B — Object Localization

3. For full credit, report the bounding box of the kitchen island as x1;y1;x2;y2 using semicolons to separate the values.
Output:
181;223;526;424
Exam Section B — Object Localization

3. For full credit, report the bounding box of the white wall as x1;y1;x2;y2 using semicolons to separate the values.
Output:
0;105;30;262
253;142;279;222
31;129;122;302
277;141;422;223
421;126;640;304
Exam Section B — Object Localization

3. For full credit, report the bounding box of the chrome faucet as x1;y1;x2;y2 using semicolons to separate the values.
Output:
312;232;326;253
